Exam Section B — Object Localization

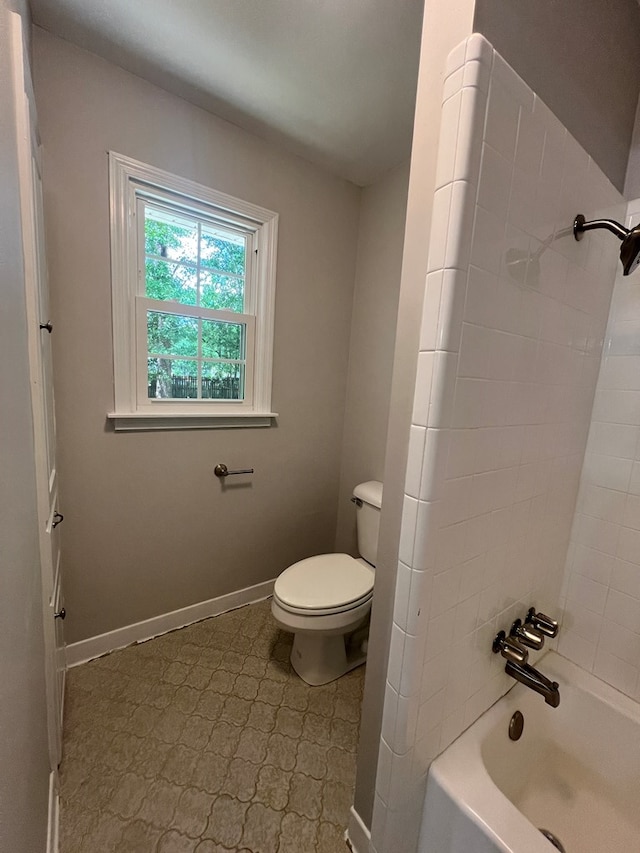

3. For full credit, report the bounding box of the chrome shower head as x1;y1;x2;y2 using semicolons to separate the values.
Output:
574;213;640;276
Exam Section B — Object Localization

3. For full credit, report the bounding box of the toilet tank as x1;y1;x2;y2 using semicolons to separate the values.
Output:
353;481;383;567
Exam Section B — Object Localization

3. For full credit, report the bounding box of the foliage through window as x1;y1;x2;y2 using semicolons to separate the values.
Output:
108;154;278;429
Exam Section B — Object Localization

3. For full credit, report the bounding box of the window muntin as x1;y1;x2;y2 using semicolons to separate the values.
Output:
108;152;278;428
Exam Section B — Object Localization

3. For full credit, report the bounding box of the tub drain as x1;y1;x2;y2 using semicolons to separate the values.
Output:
539;828;566;852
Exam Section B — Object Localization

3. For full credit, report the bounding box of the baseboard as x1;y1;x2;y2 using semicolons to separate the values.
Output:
346;805;371;853
65;578;276;667
46;771;59;853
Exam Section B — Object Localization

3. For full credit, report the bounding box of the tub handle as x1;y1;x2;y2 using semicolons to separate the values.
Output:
510;618;544;651
492;630;528;664
526;608;558;638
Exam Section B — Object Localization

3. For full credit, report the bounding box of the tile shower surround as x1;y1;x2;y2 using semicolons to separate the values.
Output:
59;599;362;853
371;34;623;853
560;197;640;702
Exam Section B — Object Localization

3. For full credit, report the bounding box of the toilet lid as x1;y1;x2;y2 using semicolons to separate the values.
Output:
274;553;374;611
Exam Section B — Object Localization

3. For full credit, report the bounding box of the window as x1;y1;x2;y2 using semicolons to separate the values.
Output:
107;153;278;430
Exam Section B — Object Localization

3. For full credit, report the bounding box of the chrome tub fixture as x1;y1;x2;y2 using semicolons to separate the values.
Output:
504;659;560;708
574;213;640;275
492;608;560;707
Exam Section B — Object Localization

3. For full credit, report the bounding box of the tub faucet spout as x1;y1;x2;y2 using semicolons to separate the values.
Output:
504;660;560;707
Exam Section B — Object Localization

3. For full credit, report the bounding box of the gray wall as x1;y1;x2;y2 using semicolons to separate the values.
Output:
335;162;409;555
474;0;640;193
0;1;51;850
33;28;361;644
625;98;640;199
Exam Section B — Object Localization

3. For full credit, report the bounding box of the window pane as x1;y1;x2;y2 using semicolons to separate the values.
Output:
148;358;198;399
145;259;197;305
147;312;198;357
201;272;244;312
145;207;198;264
200;227;246;275
201;318;244;361
201;362;244;400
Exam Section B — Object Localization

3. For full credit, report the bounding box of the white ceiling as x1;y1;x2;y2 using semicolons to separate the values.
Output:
29;0;424;186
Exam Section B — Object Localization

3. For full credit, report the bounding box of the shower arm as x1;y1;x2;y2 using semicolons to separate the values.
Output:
573;214;629;242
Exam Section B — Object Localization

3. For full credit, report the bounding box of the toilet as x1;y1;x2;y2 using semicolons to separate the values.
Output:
271;480;383;686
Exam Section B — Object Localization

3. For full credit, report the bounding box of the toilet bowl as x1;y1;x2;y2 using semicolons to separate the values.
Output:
271;481;382;686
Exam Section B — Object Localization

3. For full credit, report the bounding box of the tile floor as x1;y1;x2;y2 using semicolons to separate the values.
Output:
59;598;365;852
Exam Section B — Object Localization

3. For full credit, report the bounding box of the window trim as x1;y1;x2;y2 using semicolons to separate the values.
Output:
107;152;279;430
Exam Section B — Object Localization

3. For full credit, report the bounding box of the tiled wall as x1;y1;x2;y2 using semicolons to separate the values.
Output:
370;34;622;853
560;198;640;702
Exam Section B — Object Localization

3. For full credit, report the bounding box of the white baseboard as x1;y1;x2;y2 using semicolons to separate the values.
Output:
65;578;276;667
346;805;371;853
46;771;59;853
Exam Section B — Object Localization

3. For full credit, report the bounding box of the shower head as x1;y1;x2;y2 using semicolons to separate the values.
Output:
574;213;640;276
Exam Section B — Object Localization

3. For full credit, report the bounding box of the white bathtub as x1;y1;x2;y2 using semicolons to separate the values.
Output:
420;652;640;852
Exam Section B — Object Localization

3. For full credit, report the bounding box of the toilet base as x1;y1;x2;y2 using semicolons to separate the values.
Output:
290;625;367;686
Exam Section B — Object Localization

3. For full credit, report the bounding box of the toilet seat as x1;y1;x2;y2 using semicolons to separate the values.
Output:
273;553;374;616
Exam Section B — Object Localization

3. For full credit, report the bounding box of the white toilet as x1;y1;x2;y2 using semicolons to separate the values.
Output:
271;480;383;686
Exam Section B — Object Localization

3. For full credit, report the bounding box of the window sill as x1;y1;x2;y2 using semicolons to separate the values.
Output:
107;411;278;431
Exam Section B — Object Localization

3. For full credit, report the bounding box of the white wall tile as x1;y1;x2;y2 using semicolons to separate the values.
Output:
412;351;435;427
435;91;462;190
419;271;444;351
485;79;519;161
380;32;624;849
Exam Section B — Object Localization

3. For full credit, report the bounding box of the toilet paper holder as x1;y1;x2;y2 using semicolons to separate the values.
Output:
214;463;254;478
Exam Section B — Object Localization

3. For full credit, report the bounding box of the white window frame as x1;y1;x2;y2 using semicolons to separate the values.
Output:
107;152;278;430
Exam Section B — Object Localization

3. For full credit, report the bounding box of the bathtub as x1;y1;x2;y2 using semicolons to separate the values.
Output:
420;652;640;852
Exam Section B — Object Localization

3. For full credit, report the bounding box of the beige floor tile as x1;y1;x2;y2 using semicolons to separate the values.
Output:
119;818;163;851
264;733;298;771
125;703;163;737
256;679;285;706
143;682;178;710
253;764;291;811
59;600;366;853
157;828;199;852
194;840;234;853
195;689;226;720
321;780;352;827
204;795;249;847
161;743;201;786
329;718;359;752
209;669;237;694
247;700;277;733
170;786;214;838
206;720;242;756
173;684;203;714
317;820;350;853
153;707;189;744
274;706;304;739
136;778;184;827
233;673;261;700
221;695;253;726
240;802;283;853
106;771;150;819
132;737;173;779
235;726;268;764
222;757;260;802
279;812;319;853
288;772;323;820
180;714;215;750
295;740;329;780
80;811;125;853
190;751;230;794
302;712;332;746
326;747;357;786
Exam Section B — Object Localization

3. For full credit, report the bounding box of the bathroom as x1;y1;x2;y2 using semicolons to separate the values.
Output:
4;0;640;852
